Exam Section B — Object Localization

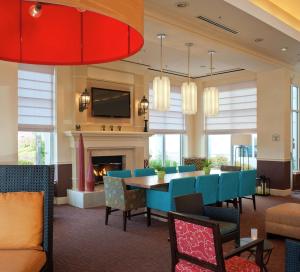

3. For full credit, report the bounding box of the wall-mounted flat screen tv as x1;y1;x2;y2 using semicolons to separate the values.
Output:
91;87;131;118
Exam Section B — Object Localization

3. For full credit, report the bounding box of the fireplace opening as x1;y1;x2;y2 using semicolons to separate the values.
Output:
92;155;123;184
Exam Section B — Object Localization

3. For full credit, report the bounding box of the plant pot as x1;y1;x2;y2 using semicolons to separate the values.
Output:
157;171;166;179
203;167;211;175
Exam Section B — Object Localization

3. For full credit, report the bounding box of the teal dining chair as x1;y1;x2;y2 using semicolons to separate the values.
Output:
218;172;240;208
107;169;132;178
195;174;219;205
238;170;257;213
178;164;196;173
146;177;196;225
133;168;156;177
165;166;177;174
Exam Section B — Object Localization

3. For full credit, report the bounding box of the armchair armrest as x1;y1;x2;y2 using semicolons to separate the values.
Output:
203;206;239;224
225;238;264;268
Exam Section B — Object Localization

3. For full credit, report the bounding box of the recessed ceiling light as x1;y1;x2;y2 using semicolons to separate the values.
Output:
254;38;264;43
281;47;288;52
175;1;189;8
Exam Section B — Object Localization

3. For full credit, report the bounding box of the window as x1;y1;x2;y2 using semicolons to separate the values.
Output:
149;134;182;167
18;64;55;165
205;81;256;134
149;85;185;133
206;81;257;169
149;84;185;167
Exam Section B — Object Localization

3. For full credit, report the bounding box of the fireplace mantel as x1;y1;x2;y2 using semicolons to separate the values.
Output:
65;130;153;208
64;130;153;139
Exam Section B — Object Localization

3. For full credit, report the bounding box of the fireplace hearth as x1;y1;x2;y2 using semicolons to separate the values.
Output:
92;155;123;184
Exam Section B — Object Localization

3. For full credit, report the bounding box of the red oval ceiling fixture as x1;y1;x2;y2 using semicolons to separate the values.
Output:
0;1;144;65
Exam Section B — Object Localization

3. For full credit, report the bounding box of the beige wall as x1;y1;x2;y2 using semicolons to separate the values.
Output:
0;61;18;163
257;68;291;161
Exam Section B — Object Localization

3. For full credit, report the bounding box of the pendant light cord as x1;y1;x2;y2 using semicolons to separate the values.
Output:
210;52;213;77
188;45;190;83
160;36;163;78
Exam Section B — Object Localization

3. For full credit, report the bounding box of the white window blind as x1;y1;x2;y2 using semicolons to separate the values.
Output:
18;64;55;132
149;85;185;133
206;81;256;134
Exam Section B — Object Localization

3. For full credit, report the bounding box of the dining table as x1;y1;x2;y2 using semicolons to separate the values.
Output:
122;169;223;189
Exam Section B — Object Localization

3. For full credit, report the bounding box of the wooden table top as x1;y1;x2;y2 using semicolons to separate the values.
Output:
123;169;222;189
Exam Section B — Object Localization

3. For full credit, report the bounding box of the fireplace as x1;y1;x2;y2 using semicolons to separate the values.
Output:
92;155;123;184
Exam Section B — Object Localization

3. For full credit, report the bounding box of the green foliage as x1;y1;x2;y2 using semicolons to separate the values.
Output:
18;160;34;165
203;159;213;168
149;159;178;171
209;156;229;168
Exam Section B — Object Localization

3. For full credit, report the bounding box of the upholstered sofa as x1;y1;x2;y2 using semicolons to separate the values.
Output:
0;165;54;272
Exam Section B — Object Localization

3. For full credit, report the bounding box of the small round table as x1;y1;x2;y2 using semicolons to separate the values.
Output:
239;237;274;272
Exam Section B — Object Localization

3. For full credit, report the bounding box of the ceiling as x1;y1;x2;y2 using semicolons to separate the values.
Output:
122;0;300;78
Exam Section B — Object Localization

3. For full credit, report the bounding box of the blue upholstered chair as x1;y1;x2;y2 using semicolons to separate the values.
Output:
238;170;257;213
178;164;196;173
146;177;196;225
195;174;219;205
165;166;177;174
107;169;132;178
218;172;240;208
133;168;156;177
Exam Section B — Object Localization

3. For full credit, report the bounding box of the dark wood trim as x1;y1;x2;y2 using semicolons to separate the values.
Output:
257;160;290;190
54;163;72;197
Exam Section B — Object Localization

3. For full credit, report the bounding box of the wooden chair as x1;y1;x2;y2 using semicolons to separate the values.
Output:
174;193;240;244
168;212;264;272
103;176;147;231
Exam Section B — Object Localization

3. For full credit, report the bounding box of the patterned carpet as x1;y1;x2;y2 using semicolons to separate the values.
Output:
54;195;300;272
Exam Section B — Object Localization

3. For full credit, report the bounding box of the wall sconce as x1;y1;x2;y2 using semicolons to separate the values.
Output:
79;89;90;112
138;96;149;132
138;95;149;116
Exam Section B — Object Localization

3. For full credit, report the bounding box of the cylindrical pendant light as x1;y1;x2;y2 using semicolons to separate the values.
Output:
153;34;170;111
181;43;197;115
203;51;219;116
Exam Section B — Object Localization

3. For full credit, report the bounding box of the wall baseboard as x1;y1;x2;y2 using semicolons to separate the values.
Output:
54;196;68;205
270;188;292;197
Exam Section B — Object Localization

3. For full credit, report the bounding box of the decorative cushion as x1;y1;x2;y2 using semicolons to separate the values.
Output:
0;192;43;250
176;259;211;272
225;256;260;272
175;256;260;272
175;219;216;265
0;249;46;272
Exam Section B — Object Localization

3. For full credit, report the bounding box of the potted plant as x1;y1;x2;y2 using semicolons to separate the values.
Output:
149;159;165;179
203;159;213;175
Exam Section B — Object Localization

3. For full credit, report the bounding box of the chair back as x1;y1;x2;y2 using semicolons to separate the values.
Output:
0;165;54;271
178;164;196;173
169;177;195;210
168;212;225;271
286;239;300;272
220;165;241;171
196;174;219;205
107;169;131;178
165;166;177;174
218;172;239;202
133;168;156;177
103;176;126;210
239;170;257;197
174;193;204;215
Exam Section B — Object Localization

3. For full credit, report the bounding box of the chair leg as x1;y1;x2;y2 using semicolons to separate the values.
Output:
233;198;238;209
252;194;256;210
147;207;151;227
127;210;131;220
123;211;127;232
239;197;243;213
105;206;111;225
